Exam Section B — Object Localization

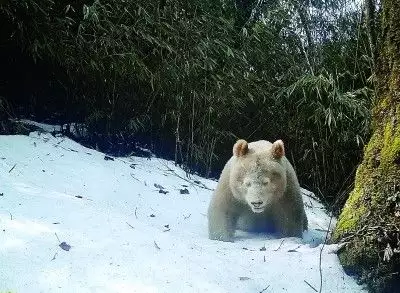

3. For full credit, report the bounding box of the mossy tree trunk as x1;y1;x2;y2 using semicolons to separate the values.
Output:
333;1;400;292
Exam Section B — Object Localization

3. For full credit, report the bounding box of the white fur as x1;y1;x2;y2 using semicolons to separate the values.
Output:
208;139;308;242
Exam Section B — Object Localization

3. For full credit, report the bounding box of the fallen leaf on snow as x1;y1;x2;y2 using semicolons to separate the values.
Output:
59;241;71;251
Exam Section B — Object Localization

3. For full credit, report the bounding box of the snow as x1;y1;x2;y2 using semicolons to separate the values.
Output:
16;119;62;133
0;131;365;293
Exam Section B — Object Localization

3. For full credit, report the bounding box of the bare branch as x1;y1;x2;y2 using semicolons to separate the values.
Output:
319;212;334;293
259;285;270;293
8;163;16;173
305;280;318;292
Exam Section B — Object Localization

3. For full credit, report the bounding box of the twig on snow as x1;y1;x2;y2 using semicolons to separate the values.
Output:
315;228;330;233
319;212;334;293
130;173;141;182
327;242;349;254
259;285;270;293
55;232;61;243
58;146;70;152
273;239;285;251
154;241;161;250
159;162;213;191
183;214;191;220
304;280;318;292
9;212;12;220
301;190;320;201
51;252;58;261
242;247;256;251
8;163;16;173
134;207;138;219
126;222;134;229
287;245;301;252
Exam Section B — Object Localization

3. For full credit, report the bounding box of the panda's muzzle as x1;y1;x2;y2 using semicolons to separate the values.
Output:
250;200;265;213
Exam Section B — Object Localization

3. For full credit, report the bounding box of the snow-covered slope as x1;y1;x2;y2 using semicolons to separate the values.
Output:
0;131;364;293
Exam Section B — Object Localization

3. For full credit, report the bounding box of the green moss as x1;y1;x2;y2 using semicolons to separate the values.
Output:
333;185;366;238
380;109;400;167
337;238;378;273
332;127;381;240
333;75;400;292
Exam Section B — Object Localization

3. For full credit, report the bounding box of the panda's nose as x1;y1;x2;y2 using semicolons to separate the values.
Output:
251;201;263;208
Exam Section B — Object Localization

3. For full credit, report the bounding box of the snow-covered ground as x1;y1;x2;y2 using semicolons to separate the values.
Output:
0;129;365;293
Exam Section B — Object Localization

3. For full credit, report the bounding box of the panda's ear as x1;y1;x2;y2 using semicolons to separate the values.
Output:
233;139;249;157
271;140;285;159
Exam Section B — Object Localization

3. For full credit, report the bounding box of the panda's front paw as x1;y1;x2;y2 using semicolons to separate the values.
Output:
209;231;234;242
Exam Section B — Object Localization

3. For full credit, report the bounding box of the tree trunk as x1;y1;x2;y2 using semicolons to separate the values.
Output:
333;1;400;292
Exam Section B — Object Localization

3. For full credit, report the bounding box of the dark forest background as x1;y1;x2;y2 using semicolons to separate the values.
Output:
0;0;377;213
